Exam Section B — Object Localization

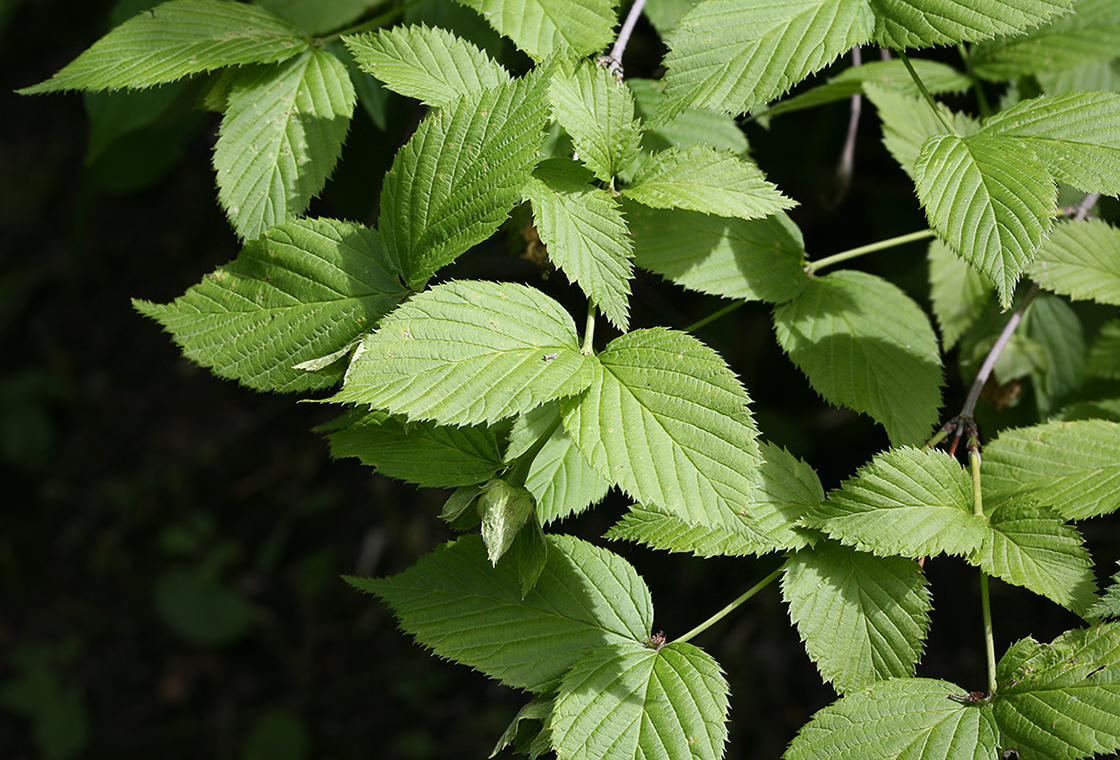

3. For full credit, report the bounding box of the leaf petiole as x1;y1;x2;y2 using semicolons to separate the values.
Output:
807;229;936;274
898;51;959;137
675;565;783;644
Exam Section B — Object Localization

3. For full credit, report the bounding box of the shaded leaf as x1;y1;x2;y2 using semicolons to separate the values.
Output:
928;237;992;350
1086;319;1120;380
866;84;981;179
1030;218;1120;306
628;78;748;155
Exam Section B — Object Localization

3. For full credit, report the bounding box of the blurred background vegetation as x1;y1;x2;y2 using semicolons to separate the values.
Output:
3;1;1117;758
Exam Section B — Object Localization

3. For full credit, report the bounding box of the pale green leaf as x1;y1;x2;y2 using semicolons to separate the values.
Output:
343;24;509;106
806;448;988;559
19;0;310;94
1038;58;1120;95
994;622;1120;760
982;91;1120;196
643;0;701;35
524;159;634;331
1087;319;1120;379
914;132;1057;307
352;534;653;693
972;501;1096;615
605;442;820;556
550;641;728;760
1024;293;1086;414
782;541;931;693
983;419;1120;520
318;409;504;488
865;84;981;178
479;480;536;566
628;78;749;155
772;270;943;446
506;404;612;525
379;70;549;288
623;145;795;220
335;281;595;426
870;0;1074;48
783;678;1000;760
214;49;356;241
561;328;764;529
628;203;810;304
1087;563;1120;620
133;218;405;392
548;60;642;183
928;237;992;350
659;0;875;118
760;58;970;121
1030;219;1120;305
454;0;619;59
972;0;1120;79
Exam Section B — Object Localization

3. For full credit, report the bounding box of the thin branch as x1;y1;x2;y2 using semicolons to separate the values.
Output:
675;565;783;644
807;229;936;274
824;46;863;209
599;0;647;79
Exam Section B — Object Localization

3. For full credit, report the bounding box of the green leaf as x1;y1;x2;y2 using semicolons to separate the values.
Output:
1025;293;1086;415
548;60;643;184
1087;319;1120;380
772;270;943;446
805;448;988;559
18;0;310;94
1031;219;1120;305
492;696;554;760
134;218;405;393
972;0;1120;80
351;534;653;692
865;84;981;179
982;420;1120;521
659;0;875;118
379;70;550;287
506;405;612;525
343;24;509;106
1087;562;1120;620
628;203;810;304
782;541;931;693
628;78;749;155
783;677;999;760
994;622;1120;760
453;0;619;59
928;238;992;350
913;132;1056;307
870;0;1074;48
523;159;634;331
972;501;1096;615
214;49;356;241
479;479;536;566
624;145;795;220
1038;58;1120;95
550;641;729;760
982;91;1120;197
335;281;595;426
561;328;763;529
255;0;373;35
318;409;504;488
604;442;819;556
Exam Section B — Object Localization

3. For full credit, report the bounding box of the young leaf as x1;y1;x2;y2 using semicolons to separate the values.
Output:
623;145;795;220
550;641;729;760
548;60;643;184
479;479;536;566
523;159;634;331
928;238;992;350
454;0;619;60
1087;319;1120;379
870;0;1074;49
913;132;1056;307
18;0;310;94
605;442;820;556
971;501;1096;615
628;204;810;304
343;24;509;106
783;678;1000;760
982;420;1120;520
334;281;596;426
134;218;406;393
214;49;356;241
782;541;931;694
1030;219;1120;306
805;448;988;560
561;328;764;529
994;622;1120;760
772;270;943;446
659;0;875;118
350;534;653;693
318;409;504;488
379;69;550;288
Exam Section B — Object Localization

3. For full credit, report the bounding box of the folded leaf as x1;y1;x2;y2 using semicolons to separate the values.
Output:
350;534;653;693
550;641;729;760
454;0;619;60
19;0;309;94
214;49;356;241
134;218;406;392
335;281;595;426
1030;218;1120;305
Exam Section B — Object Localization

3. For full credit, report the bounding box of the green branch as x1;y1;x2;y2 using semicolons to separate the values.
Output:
807;229;936;274
676;565;783;644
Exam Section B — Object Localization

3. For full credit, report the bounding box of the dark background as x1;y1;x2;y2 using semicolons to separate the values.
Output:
2;2;1114;758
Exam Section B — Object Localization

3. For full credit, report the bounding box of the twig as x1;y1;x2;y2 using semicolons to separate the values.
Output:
824;46;863;209
598;0;647;79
